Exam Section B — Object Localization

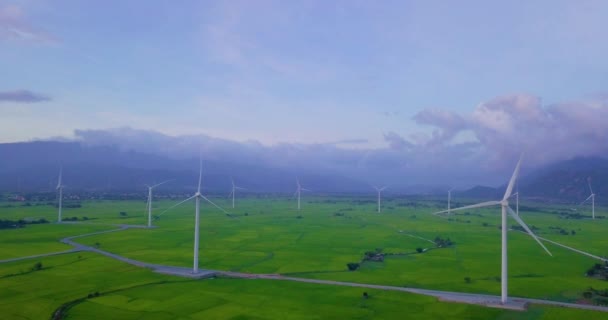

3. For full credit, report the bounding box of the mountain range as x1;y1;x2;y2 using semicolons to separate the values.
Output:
0;141;605;203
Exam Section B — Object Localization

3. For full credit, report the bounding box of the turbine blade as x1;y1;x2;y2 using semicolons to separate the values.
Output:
57;167;63;189
235;186;246;190
433;200;501;215
380;186;387;191
151;179;174;189
201;195;237;218
197;155;203;193
155;195;196;219
580;194;594;205
588;178;594;195
503;154;523;201
145;196;151;216
507;206;552;256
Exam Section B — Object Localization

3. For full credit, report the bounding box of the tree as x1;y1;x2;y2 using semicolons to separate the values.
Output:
416;248;423;253
32;262;43;271
347;263;360;271
362;292;369;299
464;277;471;283
119;212;127;217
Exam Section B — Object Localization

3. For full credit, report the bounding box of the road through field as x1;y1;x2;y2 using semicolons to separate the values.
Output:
4;223;608;313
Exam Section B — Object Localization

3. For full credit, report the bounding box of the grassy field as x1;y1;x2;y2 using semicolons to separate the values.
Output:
0;223;112;260
1;195;608;319
0;251;607;319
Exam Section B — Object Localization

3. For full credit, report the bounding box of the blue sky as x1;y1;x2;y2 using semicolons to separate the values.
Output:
1;0;608;176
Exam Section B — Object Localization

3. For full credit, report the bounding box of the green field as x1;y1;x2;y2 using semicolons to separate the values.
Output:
1;195;608;319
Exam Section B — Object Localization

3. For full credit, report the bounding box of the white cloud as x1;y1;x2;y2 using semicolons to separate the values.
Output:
0;4;56;43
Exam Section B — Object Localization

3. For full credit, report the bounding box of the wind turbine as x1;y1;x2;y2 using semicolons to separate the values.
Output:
433;155;552;305
294;178;311;211
56;167;63;223
145;180;173;228
228;178;246;209
373;186;387;213
447;188;454;215
156;156;231;273
581;177;596;220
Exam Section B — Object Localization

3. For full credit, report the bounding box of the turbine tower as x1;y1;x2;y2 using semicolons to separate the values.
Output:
373;186;387;213
56;167;63;223
294;178;310;210
434;155;552;305
155;156;231;273
145;180;173;228
228;178;246;209
447;188;454;215
581;177;596;219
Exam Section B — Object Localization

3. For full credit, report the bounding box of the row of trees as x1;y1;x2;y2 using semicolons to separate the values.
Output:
0;218;49;229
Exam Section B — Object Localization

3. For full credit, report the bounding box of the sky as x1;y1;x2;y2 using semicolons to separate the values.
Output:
1;0;608;185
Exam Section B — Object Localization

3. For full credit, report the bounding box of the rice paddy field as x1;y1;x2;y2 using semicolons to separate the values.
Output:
1;195;608;319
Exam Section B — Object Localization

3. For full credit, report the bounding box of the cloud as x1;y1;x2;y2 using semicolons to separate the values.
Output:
383;131;413;150
38;91;608;188
0;90;51;103
411;93;608;169
0;4;56;43
413;108;468;146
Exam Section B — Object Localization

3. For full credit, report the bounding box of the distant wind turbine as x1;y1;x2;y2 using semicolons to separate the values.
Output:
434;154;552;305
373;186;387;213
228;178;246;209
581;177;596;220
156;156;232;273
294;178;311;210
447;188;454;215
145;180;173;228
56;167;64;223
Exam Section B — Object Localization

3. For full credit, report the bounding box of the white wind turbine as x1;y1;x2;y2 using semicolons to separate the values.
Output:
434;155;552;305
294;178;311;211
228;178;246;209
56;167;64;223
145;180;173;228
156;156;232;274
447;188;454;215
373;186;387;213
581;177;596;220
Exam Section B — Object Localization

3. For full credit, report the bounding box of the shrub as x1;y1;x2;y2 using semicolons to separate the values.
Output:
347;263;360;271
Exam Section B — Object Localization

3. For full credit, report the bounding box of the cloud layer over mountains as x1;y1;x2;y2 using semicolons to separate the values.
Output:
65;93;608;187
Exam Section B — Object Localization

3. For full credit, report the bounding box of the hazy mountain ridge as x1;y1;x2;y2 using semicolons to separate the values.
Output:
458;157;608;204
1;141;607;200
0;141;370;193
